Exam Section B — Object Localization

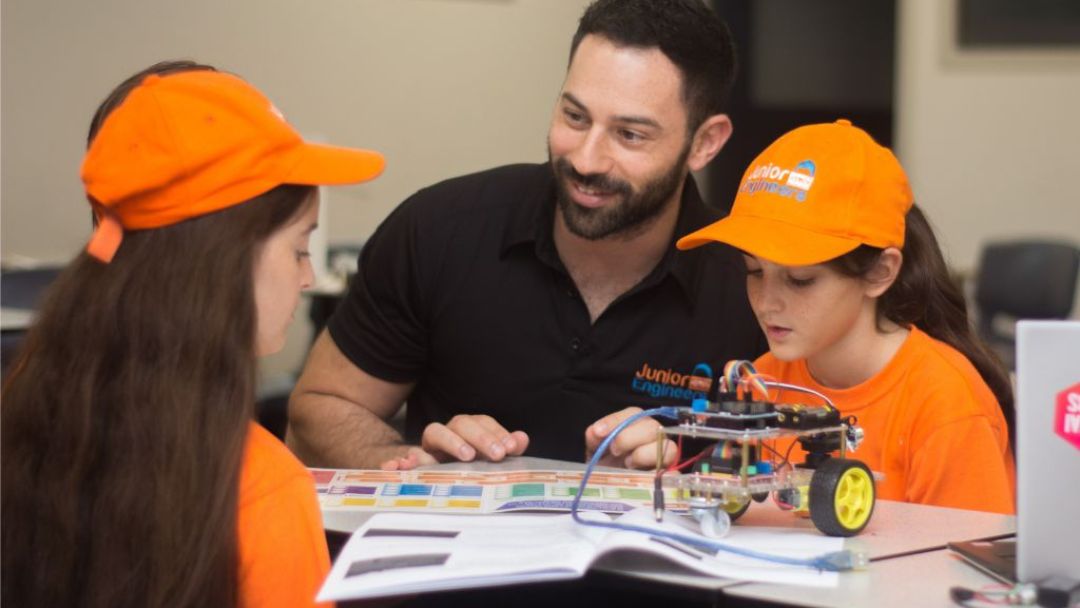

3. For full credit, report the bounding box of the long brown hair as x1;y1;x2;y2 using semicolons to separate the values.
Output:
1;61;316;608
830;204;1015;438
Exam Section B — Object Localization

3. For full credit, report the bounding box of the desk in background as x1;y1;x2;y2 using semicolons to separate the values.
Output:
1;266;62;379
320;457;1012;607
1;307;35;332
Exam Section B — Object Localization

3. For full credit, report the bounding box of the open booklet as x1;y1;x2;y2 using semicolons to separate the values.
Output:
312;468;689;514
317;507;843;602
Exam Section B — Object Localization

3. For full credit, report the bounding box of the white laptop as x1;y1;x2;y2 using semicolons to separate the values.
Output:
1014;320;1080;583
951;320;1080;584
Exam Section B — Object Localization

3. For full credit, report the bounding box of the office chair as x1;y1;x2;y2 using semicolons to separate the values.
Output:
973;240;1080;369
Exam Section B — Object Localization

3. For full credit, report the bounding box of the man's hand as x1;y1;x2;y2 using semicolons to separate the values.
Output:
420;415;530;463
380;446;439;471
585;407;677;469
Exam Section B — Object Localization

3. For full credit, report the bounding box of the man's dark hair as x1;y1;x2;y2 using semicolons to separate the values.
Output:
570;0;737;134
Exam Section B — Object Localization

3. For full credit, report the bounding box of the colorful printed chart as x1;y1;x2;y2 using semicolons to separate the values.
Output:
312;469;688;514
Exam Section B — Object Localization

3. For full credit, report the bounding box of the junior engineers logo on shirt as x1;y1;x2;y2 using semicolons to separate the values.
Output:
630;362;712;402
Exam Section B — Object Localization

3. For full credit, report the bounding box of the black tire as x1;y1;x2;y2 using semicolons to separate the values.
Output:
808;458;875;537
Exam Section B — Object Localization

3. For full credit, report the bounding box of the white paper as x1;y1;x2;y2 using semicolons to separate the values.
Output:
609;509;842;587
318;508;842;602
318;511;606;601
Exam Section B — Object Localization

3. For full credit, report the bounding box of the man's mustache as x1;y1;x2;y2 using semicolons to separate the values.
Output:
554;157;632;196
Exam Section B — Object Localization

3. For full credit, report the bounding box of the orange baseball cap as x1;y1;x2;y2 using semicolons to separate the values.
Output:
80;70;386;263
677;119;913;265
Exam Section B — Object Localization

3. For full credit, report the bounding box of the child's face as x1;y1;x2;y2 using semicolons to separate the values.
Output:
253;196;319;357
743;254;875;363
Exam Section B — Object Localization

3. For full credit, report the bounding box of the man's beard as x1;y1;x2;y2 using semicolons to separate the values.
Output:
550;144;691;241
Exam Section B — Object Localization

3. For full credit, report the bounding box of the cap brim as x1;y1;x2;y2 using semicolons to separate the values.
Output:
286;143;386;186
676;215;863;266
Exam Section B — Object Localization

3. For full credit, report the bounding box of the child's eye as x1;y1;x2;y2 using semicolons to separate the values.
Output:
787;276;815;288
296;250;311;262
745;268;763;278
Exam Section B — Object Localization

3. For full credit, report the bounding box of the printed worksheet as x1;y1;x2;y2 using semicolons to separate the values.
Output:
317;508;842;602
312;469;689;514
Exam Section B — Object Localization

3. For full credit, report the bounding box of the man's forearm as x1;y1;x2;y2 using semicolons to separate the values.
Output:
286;392;415;469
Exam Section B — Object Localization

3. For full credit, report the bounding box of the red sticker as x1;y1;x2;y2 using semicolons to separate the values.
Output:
1055;381;1080;451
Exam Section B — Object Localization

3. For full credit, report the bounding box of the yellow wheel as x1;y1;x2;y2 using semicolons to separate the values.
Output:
809;459;875;536
721;496;750;522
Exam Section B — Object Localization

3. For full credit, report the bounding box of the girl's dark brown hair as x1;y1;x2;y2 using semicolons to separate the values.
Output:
830;204;1015;439
1;61;315;608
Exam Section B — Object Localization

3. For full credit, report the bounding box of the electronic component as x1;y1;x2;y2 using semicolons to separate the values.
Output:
569;358;878;573
775;403;840;429
656;360;874;538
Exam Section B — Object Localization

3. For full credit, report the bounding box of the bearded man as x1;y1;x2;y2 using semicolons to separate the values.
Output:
287;0;766;470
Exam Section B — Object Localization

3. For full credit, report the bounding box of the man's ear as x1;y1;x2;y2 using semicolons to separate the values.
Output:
687;114;733;172
864;247;903;298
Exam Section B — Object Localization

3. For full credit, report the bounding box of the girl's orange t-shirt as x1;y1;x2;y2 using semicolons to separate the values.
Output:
237;423;333;608
754;327;1015;514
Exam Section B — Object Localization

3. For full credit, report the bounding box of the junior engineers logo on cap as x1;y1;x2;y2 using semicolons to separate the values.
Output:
739;159;816;202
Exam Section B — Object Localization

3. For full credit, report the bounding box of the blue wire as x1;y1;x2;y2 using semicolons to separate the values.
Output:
569;407;859;572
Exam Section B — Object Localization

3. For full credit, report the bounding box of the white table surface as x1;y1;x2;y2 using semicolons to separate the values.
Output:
318;456;1015;606
725;548;1003;608
584;498;1012;593
321;457;1014;557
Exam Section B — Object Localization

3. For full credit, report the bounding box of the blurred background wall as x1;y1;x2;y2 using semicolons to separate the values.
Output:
896;0;1080;272
3;0;1078;383
2;0;592;380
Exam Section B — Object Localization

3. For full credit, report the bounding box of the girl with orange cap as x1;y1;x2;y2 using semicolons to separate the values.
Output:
677;120;1014;515
1;61;384;607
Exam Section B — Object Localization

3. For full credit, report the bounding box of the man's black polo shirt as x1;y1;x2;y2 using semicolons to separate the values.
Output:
328;163;766;462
